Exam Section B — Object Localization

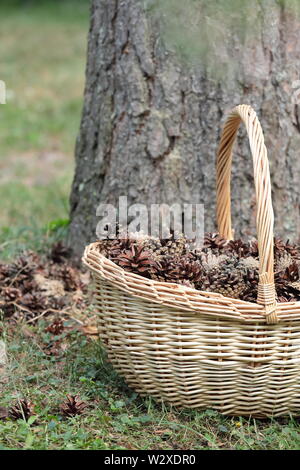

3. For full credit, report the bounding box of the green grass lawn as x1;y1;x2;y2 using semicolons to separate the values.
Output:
0;0;89;259
1;0;300;452
1;319;300;450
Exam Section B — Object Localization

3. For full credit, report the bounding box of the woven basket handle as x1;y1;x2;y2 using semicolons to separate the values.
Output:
216;104;277;324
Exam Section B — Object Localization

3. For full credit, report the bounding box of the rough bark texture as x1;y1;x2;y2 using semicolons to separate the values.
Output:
69;0;300;257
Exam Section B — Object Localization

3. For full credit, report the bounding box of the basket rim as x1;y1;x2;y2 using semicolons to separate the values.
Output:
83;241;300;324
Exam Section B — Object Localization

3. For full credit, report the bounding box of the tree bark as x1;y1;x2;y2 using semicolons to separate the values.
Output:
69;0;300;257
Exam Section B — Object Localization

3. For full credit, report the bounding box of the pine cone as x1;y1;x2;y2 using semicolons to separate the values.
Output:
203;232;228;251
276;282;294;302
162;233;189;257
204;272;245;299
274;238;300;260
57;265;79;291
275;262;300;301
137;237;165;260
288;281;300;300
8;252;38;282
249;239;259;257
2;287;21;302
49;296;67;310
21;292;47;312
45;318;64;335
284;240;300;260
200;257;245;299
21;279;38;294
202;254;262;301
275;253;294;272
238;256;260;271
49;242;71;264
240;270;259;302
8;399;35;421
226;239;251;258
200;251;229;273
274;237;286;255
115;245;160;278
159;256;203;286
0;263;10;284
98;236;131;259
60;395;88;417
280;262;299;283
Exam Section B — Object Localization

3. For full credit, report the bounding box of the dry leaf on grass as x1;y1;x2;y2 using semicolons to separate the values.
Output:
81;325;98;336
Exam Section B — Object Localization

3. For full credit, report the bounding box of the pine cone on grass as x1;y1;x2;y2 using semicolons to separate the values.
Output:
49;296;68;311
60;395;88;418
45;318;64;335
49;242;71;264
8;252;38;283
8;399;35;421
21;292;47;312
2;287;21;302
0;263;10;284
54;265;79;291
21;279;38;294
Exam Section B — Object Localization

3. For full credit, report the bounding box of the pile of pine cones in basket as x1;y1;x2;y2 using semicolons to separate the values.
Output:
97;231;300;303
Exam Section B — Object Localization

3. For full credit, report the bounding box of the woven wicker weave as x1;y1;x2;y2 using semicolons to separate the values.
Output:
83;105;300;417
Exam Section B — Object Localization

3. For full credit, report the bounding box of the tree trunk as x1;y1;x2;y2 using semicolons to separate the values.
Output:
69;0;300;257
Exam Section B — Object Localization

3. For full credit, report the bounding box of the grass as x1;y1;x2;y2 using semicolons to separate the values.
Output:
0;0;88;154
0;0;89;259
1;318;300;450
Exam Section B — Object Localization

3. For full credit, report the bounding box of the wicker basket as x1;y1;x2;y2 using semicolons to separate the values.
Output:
83;105;300;418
